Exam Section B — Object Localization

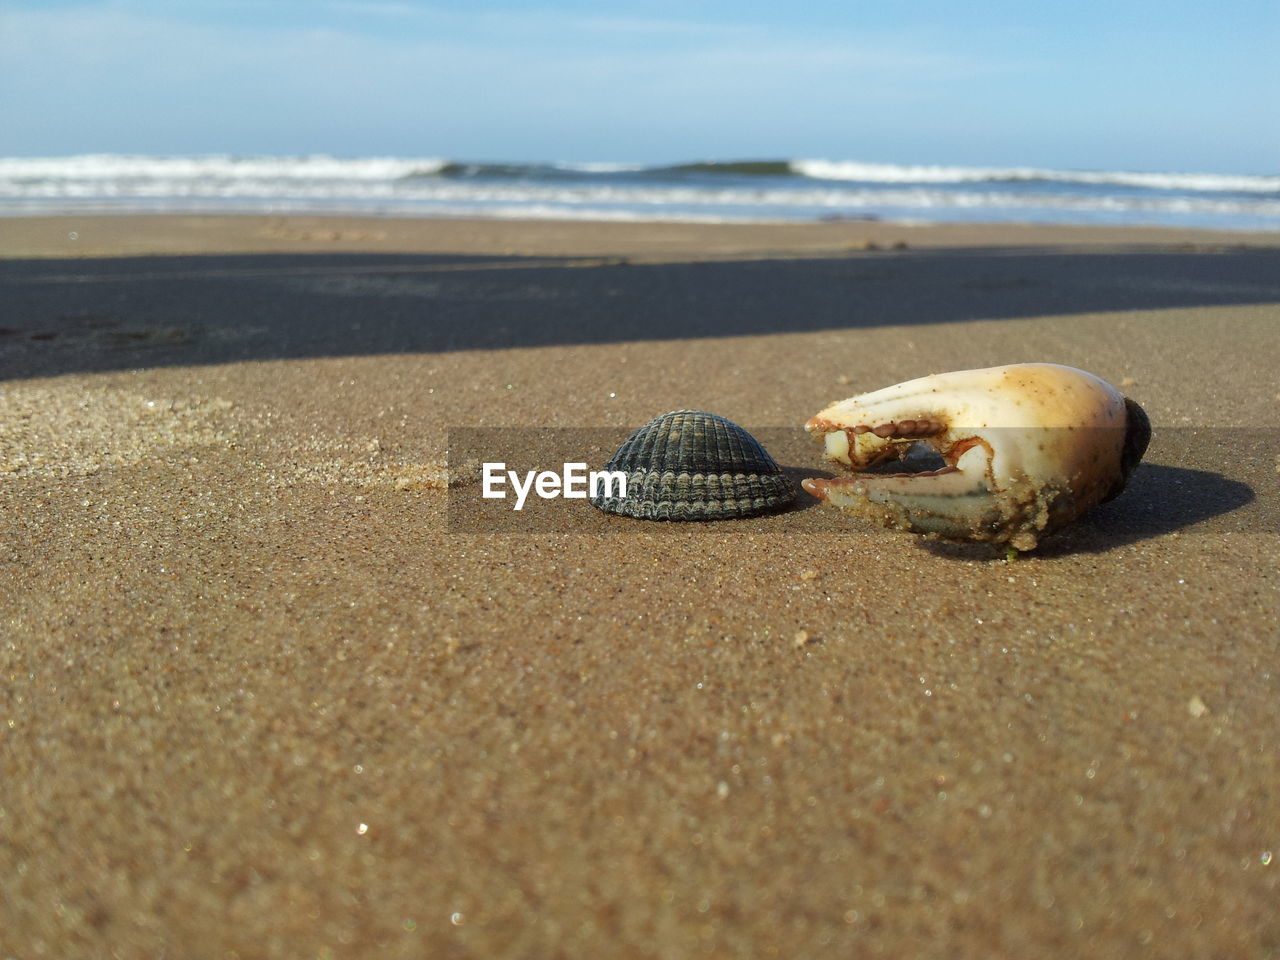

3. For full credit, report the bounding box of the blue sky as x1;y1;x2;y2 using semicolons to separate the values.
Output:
0;0;1275;173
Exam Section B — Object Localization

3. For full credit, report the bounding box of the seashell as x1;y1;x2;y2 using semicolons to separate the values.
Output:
802;363;1151;550
591;409;795;520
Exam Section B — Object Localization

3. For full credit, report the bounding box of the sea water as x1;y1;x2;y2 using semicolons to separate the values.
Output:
1;154;1277;231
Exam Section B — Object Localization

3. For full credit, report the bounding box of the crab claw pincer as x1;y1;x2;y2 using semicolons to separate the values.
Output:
802;363;1151;550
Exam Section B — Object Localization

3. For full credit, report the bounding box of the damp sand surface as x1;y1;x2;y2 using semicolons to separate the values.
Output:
2;216;1279;959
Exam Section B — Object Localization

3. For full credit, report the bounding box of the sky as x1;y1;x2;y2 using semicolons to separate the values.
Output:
0;0;1275;174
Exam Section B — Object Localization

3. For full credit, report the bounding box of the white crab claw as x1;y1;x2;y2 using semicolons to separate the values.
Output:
802;363;1151;550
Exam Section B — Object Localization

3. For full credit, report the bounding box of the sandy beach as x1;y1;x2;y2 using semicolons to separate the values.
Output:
2;215;1279;959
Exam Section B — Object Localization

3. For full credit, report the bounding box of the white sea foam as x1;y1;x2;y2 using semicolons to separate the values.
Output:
792;159;1280;193
1;154;1277;229
0;154;447;181
6;154;1274;193
5;173;1276;217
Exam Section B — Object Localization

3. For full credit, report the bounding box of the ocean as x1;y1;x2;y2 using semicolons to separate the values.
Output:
2;154;1277;231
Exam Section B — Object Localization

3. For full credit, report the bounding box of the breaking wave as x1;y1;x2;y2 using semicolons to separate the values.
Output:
2;154;1276;229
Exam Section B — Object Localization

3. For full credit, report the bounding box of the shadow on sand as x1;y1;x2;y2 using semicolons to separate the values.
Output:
3;244;1280;380
920;463;1262;560
4;245;1274;553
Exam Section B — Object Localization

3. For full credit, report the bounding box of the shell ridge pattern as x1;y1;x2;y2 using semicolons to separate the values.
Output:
591;410;795;521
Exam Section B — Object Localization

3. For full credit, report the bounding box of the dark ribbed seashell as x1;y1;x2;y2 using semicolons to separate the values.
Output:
590;410;795;520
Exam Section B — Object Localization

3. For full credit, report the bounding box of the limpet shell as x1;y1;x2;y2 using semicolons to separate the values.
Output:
591;409;795;520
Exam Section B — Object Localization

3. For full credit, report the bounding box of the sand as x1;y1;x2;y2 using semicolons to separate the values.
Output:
2;215;1278;959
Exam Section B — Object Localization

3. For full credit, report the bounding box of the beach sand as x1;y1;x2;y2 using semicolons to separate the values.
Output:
2;215;1278;958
